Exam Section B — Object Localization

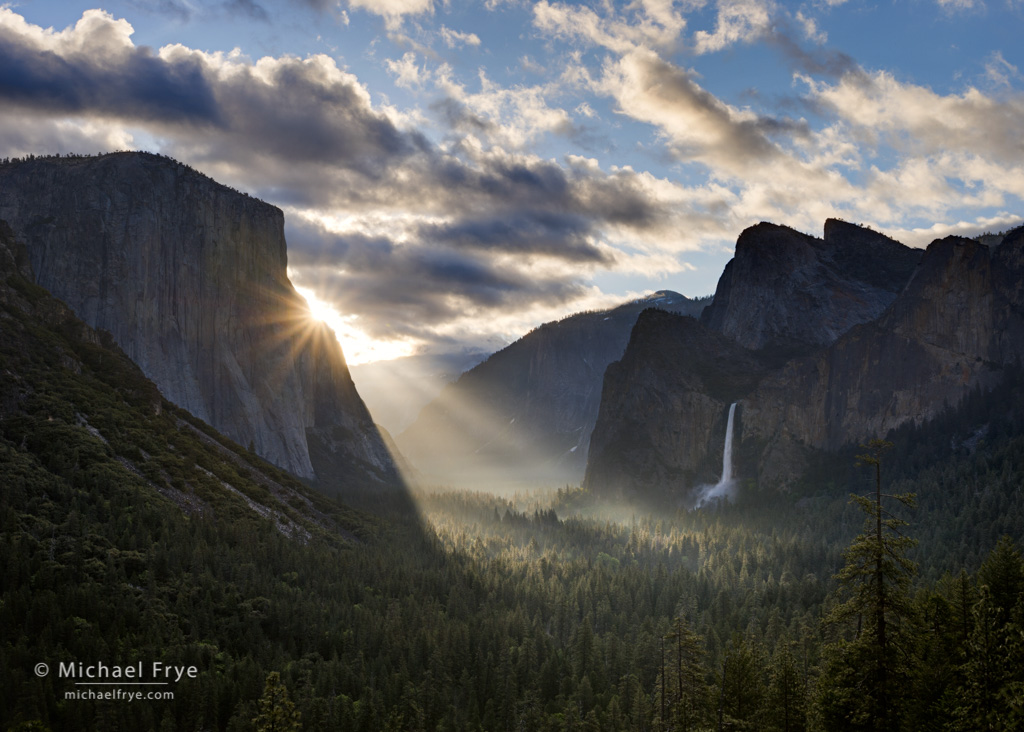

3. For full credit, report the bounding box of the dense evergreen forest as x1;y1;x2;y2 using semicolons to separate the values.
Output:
3;238;1024;730
4;424;1024;730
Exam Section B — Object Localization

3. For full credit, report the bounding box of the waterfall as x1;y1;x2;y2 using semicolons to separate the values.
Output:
720;402;736;484
694;402;738;508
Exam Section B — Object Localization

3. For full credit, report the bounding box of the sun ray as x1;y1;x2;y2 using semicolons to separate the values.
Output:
293;284;418;366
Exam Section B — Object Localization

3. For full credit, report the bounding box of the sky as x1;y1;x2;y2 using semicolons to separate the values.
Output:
1;0;1022;366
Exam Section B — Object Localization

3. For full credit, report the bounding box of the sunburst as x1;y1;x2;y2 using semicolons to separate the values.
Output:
293;285;415;366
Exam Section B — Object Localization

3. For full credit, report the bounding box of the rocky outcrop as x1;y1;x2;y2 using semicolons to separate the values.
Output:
398;292;707;488
0;153;399;486
700;220;921;356
585;221;1024;501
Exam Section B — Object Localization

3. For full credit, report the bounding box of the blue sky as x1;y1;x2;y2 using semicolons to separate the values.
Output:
1;0;1022;364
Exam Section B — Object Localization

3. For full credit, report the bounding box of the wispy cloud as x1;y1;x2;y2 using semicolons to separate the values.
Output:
693;0;774;55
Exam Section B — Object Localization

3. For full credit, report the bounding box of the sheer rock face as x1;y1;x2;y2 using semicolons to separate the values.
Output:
0;153;398;485
585;221;1024;499
700;220;921;354
397;292;706;488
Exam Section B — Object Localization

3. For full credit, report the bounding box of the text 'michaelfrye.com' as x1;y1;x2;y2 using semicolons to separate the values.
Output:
34;659;199;703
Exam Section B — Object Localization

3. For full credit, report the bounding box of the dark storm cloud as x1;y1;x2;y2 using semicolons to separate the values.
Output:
204;56;425;172
0;29;220;124
0;8;681;238
0;12;423;175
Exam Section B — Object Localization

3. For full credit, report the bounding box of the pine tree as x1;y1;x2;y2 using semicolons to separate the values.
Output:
952;539;1024;730
816;440;918;731
252;672;301;732
665;615;712;732
716;634;765;729
766;640;807;732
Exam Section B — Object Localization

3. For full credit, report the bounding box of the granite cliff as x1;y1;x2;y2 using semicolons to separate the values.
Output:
0;153;398;487
700;220;921;355
585;221;1024;500
0;217;371;538
398;292;707;488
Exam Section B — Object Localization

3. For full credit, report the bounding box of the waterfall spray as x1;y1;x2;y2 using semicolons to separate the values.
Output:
694;402;738;508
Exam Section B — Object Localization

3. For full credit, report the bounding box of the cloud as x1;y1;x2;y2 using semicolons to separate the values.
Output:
935;0;984;11
794;10;826;45
985;51;1021;88
693;0;774;55
418;211;613;263
886;214;1024;248
766;24;856;78
596;49;790;173
135;46;432;196
431;65;577;149
386;51;429;88
0;9;220;124
347;0;433;28
801;70;1024;163
6;6;1018;359
532;0;687;55
0;110;136;158
0;8;737;352
439;25;481;48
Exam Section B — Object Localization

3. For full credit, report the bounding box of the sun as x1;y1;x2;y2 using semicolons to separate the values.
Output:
294;285;416;366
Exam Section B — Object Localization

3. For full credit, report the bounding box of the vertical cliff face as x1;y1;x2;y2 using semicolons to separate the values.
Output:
700;220;921;354
0;153;398;486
